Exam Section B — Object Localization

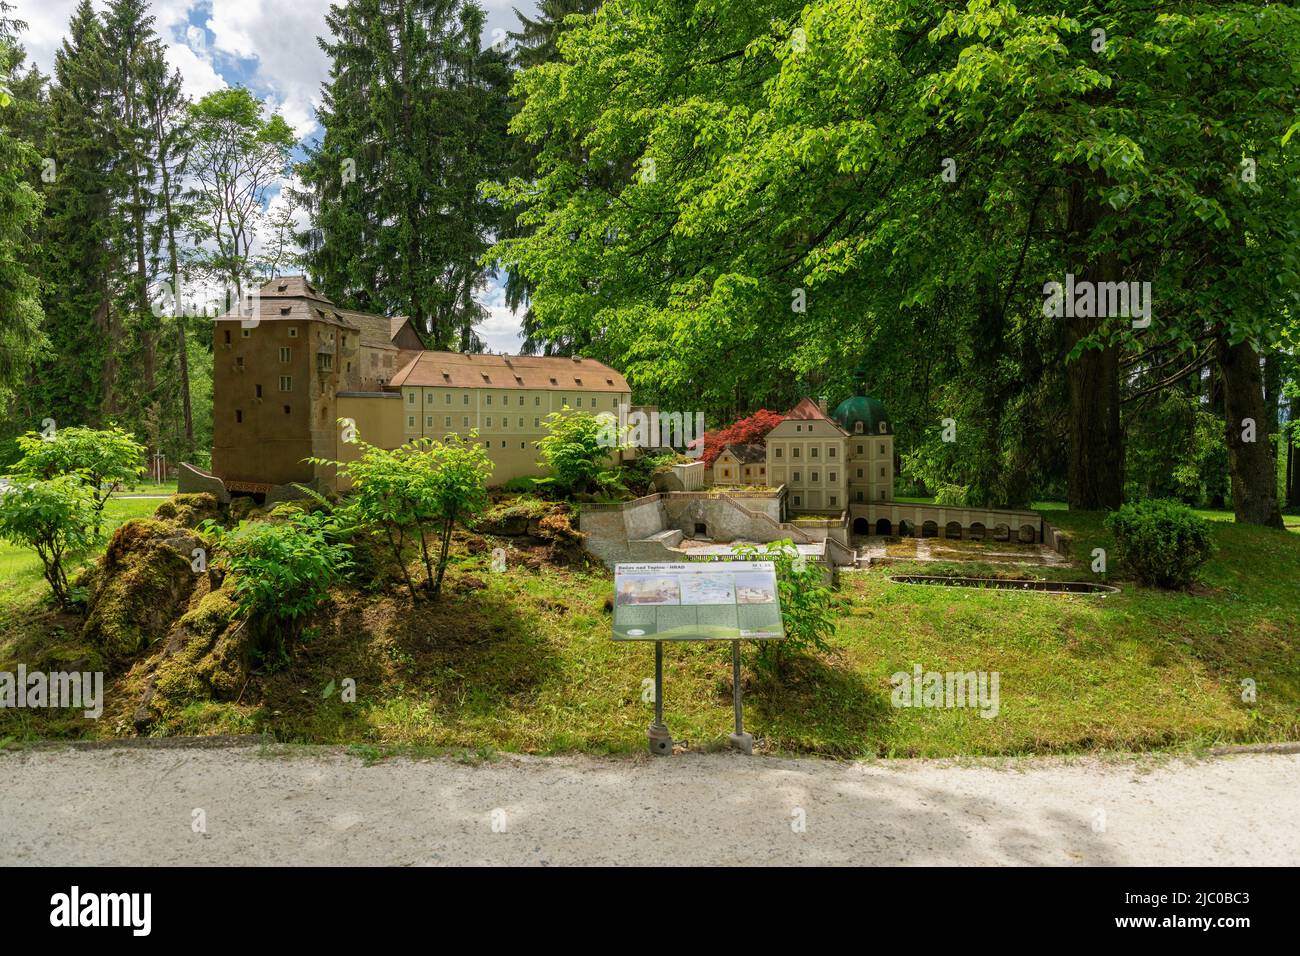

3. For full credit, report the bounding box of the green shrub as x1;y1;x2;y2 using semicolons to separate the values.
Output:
11;425;146;534
0;475;100;608
501;476;539;494
1104;499;1214;589
203;510;352;655
535;409;625;496
729;540;835;679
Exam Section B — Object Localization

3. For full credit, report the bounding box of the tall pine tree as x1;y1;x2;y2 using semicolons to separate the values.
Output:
298;0;512;349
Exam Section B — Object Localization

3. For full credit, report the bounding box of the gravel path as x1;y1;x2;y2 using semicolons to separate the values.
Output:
2;745;1297;865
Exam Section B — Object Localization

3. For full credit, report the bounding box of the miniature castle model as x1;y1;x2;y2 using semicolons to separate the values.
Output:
207;276;630;495
764;375;895;515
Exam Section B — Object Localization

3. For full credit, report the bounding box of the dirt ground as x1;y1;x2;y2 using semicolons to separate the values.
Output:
1;745;1296;866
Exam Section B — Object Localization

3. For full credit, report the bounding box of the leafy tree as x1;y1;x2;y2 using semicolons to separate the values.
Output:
0;474;100;608
186;87;295;300
535;408;623;495
11;425;145;533
140;42;195;454
323;432;493;601
492;0;1300;523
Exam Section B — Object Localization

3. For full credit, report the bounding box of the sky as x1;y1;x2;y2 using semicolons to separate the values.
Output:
13;0;539;354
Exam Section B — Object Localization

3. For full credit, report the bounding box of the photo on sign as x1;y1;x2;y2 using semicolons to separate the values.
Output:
616;575;681;606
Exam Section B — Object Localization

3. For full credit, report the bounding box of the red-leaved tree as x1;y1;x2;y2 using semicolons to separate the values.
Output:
693;409;784;468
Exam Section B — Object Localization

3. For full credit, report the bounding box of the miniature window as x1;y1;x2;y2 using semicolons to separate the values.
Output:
535;396;541;406
280;347;291;363
445;416;451;427
427;392;434;403
830;496;837;507
486;395;492;405
879;443;885;454
288;328;298;338
854;422;863;434
518;418;524;427
426;416;433;427
463;394;469;404
775;448;783;458
279;376;292;391
255;384;263;398
828;447;836;458
857;468;863;478
857;445;864;455
408;416;415;428
241;328;251;338
223;330;231;344
880;467;886;477
811;447;818;458
463;416;469;427
829;472;836;482
793;472;801;482
519;396;525;406
283;405;291;415
486;417;492;427
880;489;886;500
445;394;452;404
534;418;540;428
879;423;887;434
235;409;243;423
408;392;415;404
792;448;800;458
794;496;801;506
812;472;819;482
236;356;245;369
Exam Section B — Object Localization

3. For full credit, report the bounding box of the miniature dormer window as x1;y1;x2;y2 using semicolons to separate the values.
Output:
879;422;887;434
280;307;291;316
854;422;864;434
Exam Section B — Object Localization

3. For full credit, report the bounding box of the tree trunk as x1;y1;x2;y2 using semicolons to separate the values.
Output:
1216;333;1284;528
1064;180;1123;510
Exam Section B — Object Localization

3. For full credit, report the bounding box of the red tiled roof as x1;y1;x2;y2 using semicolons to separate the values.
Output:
389;351;629;392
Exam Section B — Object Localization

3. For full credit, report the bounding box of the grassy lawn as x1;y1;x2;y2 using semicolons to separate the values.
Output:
2;498;1298;757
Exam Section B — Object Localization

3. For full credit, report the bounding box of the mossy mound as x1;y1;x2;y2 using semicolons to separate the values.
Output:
134;584;251;732
151;493;221;529
81;518;203;664
149;587;247;708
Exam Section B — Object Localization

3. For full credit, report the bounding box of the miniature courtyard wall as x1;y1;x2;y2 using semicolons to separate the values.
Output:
577;489;855;569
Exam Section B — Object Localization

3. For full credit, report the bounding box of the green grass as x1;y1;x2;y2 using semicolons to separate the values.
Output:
2;499;1298;758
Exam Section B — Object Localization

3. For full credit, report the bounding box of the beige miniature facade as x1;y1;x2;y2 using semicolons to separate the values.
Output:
712;443;766;486
388;352;631;485
761;385;895;516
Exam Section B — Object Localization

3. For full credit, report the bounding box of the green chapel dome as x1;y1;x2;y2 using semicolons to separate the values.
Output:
832;366;892;435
